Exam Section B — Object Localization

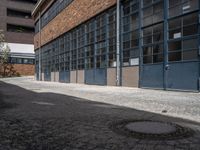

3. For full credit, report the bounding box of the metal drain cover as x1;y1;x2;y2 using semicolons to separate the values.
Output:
125;121;176;134
110;120;193;140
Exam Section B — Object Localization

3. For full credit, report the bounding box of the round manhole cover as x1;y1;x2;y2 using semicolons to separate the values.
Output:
110;120;193;140
125;121;176;134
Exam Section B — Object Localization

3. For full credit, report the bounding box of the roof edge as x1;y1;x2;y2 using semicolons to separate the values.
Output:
32;0;45;16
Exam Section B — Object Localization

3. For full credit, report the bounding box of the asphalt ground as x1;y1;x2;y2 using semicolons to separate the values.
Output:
0;77;200;150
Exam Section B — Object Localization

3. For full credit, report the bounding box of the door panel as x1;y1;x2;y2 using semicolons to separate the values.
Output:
85;69;95;85
95;69;106;85
85;69;106;85
59;71;70;83
44;70;51;81
141;64;164;89
167;62;199;91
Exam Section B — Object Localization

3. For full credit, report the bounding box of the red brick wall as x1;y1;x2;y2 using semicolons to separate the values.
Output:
13;64;35;76
34;0;116;49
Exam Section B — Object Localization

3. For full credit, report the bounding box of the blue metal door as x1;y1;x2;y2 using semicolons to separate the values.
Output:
85;69;95;85
59;71;70;83
167;62;199;91
94;69;107;85
85;69;106;85
141;61;199;91
141;64;164;89
44;69;51;81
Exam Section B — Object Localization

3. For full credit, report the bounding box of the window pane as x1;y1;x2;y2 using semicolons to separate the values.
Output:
153;44;163;54
168;18;181;39
183;25;198;36
143;47;152;56
143;16;153;27
153;54;163;63
153;23;163;42
143;7;152;17
143;0;152;7
183;50;198;60
169;5;182;18
143;56;152;64
131;13;139;30
130;49;139;58
153;12;163;23
123;41;131;49
183;13;198;36
169;52;182;61
183;12;198;26
143;27;152;45
169;0;181;7
183;38;198;50
168;41;182;51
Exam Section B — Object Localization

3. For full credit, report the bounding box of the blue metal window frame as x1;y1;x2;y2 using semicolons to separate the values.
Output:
121;0;140;67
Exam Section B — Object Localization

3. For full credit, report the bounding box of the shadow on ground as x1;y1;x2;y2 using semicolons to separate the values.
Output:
0;81;200;150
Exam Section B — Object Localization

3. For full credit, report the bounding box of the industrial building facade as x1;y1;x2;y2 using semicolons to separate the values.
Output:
33;0;200;91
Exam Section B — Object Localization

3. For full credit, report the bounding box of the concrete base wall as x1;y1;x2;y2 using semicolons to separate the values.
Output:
40;67;139;88
77;70;84;84
70;71;77;83
51;72;55;82
107;68;116;86
122;66;139;87
34;73;37;80
55;72;59;82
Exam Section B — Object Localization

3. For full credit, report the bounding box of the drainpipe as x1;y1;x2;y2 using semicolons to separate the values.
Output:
39;11;42;81
163;0;169;90
116;0;120;86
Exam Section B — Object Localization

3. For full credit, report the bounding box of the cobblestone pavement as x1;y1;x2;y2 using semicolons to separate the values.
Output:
1;76;200;122
0;77;200;150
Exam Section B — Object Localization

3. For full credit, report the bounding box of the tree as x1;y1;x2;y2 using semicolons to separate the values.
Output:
0;30;12;77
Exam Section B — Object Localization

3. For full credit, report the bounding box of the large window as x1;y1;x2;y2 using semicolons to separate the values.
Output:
142;23;164;64
108;8;116;67
168;12;199;62
85;20;95;69
41;45;47;73
77;25;85;70
96;14;107;68
59;36;65;71
122;0;140;66
64;34;71;71
7;24;34;33
142;0;164;27
7;9;32;19
168;0;199;18
10;0;37;4
71;30;77;70
9;57;35;64
51;41;55;72
54;40;60;71
35;21;39;33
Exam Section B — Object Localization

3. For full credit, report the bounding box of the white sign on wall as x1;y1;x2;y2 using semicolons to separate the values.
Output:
173;33;181;39
130;58;139;65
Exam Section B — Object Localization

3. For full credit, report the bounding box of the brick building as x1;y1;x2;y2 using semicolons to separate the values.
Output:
0;0;37;76
33;0;200;91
